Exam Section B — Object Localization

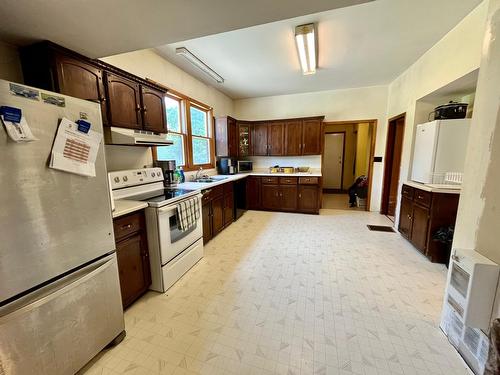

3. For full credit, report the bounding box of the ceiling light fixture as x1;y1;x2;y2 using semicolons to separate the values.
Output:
295;23;317;75
175;47;224;84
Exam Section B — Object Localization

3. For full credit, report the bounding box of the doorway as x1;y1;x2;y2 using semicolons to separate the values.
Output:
381;113;406;220
323;132;345;191
322;120;377;211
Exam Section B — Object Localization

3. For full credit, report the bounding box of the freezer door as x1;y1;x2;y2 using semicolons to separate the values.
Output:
411;121;439;183
434;119;470;175
0;253;124;375
0;80;115;303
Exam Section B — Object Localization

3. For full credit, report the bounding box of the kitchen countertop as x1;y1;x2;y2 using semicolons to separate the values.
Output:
112;199;149;218
177;171;322;191
404;180;461;194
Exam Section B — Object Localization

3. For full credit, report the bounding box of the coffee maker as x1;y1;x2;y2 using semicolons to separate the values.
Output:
217;157;237;175
154;160;177;186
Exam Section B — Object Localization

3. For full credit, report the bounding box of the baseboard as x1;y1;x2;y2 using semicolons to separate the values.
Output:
323;188;347;194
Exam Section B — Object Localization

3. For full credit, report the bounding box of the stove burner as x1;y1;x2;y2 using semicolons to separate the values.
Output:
127;188;195;203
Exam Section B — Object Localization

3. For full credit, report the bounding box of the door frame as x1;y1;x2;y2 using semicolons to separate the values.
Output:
322;131;346;193
322;120;377;210
380;113;406;215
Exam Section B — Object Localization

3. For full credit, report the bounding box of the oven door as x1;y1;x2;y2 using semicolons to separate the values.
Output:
157;196;203;265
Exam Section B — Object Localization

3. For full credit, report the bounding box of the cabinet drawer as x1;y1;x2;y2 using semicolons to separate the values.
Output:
113;211;142;241
279;177;298;185
414;189;432;208
262;176;279;185
299;177;319;185
402;185;414;200
202;185;224;203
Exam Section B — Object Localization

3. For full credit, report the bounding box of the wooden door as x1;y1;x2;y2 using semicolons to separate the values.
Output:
381;115;405;217
302;119;322;155
261;185;281;210
284;120;302;156
246;177;261;209
141;86;167;133
105;72;142;129
298;185;319;213
253;123;268;155
202;202;212;244
212;196;224;236
55;55;107;124
398;197;413;239
116;233;150;308
280;185;298;211
268;122;284;156
411;204;430;254
323;133;345;189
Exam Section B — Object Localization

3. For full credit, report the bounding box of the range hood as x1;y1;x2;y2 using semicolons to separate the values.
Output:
105;127;173;146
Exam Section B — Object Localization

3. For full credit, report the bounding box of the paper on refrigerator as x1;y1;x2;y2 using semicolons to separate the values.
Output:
49;117;102;177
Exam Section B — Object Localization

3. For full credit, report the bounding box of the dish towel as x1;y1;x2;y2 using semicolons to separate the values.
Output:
176;197;200;231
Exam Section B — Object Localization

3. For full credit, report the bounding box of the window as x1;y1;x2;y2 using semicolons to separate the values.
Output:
154;91;214;171
189;105;211;165
156;95;185;166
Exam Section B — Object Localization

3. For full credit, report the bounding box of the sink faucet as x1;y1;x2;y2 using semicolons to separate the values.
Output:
194;167;204;181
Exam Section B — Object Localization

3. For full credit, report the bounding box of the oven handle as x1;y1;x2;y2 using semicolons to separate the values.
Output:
157;194;203;215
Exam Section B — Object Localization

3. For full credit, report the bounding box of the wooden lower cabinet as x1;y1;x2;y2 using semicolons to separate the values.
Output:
202;182;235;244
256;176;320;214
113;211;151;308
398;184;459;263
298;185;320;213
280;185;298;211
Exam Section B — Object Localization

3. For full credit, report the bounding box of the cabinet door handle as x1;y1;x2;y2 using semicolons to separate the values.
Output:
417;195;423;199
136;104;141;111
143;105;147;113
298;193;302;198
275;192;279;197
120;224;132;230
99;96;106;103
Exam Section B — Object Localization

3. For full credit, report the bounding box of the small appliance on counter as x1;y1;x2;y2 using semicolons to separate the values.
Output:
154;160;177;186
237;160;253;173
430;101;468;121
217;157;237;175
269;166;295;174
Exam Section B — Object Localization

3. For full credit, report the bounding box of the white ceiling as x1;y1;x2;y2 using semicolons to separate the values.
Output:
0;0;370;58
156;0;482;99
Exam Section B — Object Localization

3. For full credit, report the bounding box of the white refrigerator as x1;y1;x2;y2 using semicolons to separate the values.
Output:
411;119;470;184
0;80;124;374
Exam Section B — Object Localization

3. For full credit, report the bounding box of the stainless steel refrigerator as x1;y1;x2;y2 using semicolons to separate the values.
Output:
0;80;124;374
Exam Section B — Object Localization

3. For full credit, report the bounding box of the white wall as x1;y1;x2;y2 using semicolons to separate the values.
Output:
385;1;488;224
0;41;23;83
234;85;388;210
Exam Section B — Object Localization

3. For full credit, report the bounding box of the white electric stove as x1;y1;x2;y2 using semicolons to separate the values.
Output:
109;168;204;292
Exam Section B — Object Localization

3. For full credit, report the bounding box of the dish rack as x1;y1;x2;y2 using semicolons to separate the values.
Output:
430;172;463;185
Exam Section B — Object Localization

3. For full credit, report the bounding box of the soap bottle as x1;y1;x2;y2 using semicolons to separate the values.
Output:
173;169;181;185
179;167;185;183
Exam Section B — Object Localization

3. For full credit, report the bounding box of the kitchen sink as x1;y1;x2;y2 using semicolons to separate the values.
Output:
194;176;228;183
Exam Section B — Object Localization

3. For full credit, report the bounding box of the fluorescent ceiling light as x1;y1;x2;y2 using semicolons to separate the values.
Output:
176;47;224;84
295;23;317;75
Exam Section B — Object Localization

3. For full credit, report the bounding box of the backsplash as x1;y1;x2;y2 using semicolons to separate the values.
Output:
247;155;321;169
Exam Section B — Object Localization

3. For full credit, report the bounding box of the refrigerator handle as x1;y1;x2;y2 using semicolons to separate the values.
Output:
0;254;116;318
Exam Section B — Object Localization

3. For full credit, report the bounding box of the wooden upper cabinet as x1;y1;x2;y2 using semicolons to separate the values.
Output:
302;119;322;155
54;55;108;124
253;123;269;156
237;122;252;157
268;122;284;156
141;86;167;133
215;116;238;158
284;120;302;156
105;72;142;129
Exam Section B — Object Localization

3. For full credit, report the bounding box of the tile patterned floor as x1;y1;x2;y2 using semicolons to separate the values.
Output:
81;209;470;375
